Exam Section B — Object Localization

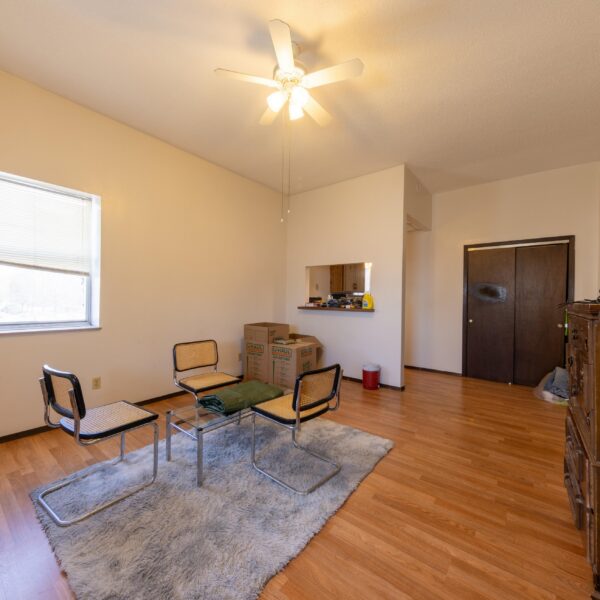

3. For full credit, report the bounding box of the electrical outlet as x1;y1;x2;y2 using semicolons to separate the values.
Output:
237;353;242;362
91;376;101;390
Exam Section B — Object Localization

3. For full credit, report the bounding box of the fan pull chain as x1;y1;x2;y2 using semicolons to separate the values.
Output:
280;108;293;222
287;115;292;215
280;109;286;223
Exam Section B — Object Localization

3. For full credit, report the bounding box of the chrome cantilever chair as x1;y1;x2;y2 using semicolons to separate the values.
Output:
173;339;240;405
37;365;159;526
251;364;342;494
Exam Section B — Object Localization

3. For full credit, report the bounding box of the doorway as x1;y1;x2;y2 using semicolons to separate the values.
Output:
462;236;574;385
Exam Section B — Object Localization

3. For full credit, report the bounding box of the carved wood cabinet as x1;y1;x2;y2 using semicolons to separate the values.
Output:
565;303;600;599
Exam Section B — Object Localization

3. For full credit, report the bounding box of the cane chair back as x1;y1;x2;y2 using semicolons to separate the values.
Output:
42;365;86;419
293;364;341;413
173;340;218;372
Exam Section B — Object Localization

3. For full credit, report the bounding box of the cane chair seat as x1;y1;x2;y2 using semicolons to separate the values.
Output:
59;401;157;440
178;372;240;393
252;393;329;425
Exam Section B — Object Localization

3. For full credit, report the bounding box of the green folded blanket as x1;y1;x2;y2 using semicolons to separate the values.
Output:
200;381;284;415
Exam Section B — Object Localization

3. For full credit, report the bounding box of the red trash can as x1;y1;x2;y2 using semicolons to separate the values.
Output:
362;363;380;390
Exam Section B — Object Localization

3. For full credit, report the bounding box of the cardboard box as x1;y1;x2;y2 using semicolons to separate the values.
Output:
269;340;318;389
289;333;323;363
244;322;289;344
243;340;269;382
289;333;321;346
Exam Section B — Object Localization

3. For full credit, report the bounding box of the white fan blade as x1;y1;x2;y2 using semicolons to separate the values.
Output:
259;107;281;126
268;19;295;72
302;58;364;89
303;95;332;126
214;68;279;88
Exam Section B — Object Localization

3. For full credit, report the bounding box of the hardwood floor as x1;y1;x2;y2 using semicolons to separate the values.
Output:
0;370;592;599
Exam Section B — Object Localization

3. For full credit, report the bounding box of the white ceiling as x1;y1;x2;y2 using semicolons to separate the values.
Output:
1;0;599;194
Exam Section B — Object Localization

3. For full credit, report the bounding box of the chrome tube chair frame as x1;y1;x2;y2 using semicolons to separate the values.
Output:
251;364;343;495
37;366;159;527
173;339;240;407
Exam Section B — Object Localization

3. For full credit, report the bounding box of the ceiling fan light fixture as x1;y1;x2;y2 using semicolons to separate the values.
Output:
215;19;363;127
289;102;304;121
274;66;305;83
267;90;287;112
290;85;309;108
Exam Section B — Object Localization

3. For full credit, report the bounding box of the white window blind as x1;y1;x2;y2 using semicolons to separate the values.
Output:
0;176;92;275
0;172;100;332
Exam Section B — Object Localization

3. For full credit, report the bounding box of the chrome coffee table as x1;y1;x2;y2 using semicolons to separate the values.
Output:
166;405;250;487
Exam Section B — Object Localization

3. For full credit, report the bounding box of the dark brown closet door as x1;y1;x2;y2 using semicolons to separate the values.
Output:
466;248;516;382
513;244;568;386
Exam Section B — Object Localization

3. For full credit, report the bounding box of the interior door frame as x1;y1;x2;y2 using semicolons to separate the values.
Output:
461;235;575;376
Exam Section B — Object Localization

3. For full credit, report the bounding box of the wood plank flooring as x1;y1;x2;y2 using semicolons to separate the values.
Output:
0;370;592;599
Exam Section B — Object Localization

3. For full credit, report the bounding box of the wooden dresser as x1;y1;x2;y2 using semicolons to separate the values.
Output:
565;302;600;598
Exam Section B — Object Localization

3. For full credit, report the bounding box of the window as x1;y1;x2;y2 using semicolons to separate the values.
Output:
0;172;100;332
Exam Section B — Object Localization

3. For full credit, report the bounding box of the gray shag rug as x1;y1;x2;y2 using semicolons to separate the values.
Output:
32;416;393;600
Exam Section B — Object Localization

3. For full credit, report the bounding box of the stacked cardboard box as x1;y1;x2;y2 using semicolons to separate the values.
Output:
243;322;289;382
269;340;318;389
289;333;323;363
243;323;323;388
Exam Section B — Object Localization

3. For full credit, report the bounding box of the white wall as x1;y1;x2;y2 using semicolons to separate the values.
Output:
405;162;600;373
286;166;405;387
404;167;432;231
402;167;432;376
5;68;597;435
596;161;600;295
0;70;286;436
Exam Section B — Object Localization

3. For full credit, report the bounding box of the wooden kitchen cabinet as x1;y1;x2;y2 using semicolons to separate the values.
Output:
330;265;345;293
343;263;365;292
329;263;366;294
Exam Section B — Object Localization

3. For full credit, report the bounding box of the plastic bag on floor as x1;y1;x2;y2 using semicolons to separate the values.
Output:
545;366;569;398
534;370;568;406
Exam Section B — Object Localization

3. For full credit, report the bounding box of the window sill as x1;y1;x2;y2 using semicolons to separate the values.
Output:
0;324;101;336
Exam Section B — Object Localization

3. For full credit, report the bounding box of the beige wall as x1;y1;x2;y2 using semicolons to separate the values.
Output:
0;70;286;436
286;166;405;387
4;66;597;434
593;166;600;298
402;167;432;376
405;162;600;373
404;167;432;231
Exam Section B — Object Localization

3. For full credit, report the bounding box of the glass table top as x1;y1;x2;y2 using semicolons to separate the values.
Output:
169;404;238;431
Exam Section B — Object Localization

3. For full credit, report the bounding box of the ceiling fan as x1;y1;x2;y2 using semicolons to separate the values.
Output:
215;19;364;126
